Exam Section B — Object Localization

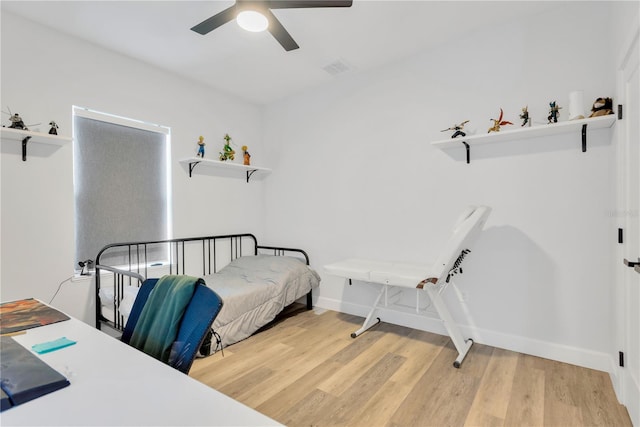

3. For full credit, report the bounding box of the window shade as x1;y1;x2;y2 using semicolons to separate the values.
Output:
73;115;170;268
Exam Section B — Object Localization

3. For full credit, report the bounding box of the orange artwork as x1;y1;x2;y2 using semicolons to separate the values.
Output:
0;299;69;335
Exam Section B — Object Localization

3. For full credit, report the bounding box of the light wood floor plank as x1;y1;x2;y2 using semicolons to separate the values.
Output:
190;308;632;427
464;347;518;426
388;341;490;427
256;359;343;420
318;323;411;396
279;388;339;427
504;353;545;426
577;367;633;427
347;379;413;427
321;352;407;426
387;330;448;392
238;335;352;408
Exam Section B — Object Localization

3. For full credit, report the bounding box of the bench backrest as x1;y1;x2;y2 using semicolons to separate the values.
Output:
431;205;491;284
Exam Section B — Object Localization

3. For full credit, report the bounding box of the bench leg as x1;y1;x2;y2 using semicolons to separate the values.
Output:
425;285;473;368
351;285;385;338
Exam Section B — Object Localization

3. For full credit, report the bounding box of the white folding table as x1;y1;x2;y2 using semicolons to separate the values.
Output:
325;205;491;368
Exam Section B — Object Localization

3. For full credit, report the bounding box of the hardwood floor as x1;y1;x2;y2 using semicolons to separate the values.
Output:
190;307;632;427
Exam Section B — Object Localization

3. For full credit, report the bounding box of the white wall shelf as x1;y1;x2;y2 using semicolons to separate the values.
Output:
431;114;617;164
179;157;272;183
1;127;72;161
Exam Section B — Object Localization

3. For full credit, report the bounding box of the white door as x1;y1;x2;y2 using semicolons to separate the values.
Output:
617;28;640;426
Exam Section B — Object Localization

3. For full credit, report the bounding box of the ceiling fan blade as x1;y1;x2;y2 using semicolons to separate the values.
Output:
268;0;352;9
265;9;299;51
191;5;237;35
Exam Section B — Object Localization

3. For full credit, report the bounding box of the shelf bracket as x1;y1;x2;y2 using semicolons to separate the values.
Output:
188;161;201;177
581;123;587;152
21;136;32;161
246;169;257;183
461;141;470;164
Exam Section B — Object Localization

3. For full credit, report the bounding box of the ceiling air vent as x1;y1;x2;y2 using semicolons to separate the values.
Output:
322;59;351;76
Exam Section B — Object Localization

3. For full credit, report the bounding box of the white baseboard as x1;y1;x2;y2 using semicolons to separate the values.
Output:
316;296;613;374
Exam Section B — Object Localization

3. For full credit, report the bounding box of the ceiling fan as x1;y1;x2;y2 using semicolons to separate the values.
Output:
191;0;353;52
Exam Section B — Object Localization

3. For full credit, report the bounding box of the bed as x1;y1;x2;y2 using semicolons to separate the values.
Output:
95;234;320;353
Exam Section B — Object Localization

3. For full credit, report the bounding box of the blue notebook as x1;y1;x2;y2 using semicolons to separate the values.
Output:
0;336;70;410
0;388;11;412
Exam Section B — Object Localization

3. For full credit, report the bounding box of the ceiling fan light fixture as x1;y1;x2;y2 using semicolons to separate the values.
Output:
236;10;269;32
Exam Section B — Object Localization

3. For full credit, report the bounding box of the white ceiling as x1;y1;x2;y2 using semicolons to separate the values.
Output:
2;1;559;105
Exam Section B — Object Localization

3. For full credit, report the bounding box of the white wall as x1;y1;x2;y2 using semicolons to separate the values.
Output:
263;2;617;371
0;11;266;323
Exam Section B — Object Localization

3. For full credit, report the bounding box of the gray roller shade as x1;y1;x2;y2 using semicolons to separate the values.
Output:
73;113;170;268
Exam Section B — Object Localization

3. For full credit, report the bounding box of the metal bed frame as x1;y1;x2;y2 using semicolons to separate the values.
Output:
95;233;312;332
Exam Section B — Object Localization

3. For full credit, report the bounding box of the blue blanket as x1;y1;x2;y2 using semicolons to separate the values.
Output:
129;275;199;363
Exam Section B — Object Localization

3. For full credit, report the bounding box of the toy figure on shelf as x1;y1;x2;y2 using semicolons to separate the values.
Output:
219;133;235;161
48;121;59;135
441;120;470;138
547;101;562;123
488;108;513;133
2;107;39;130
242;145;251;165
589;97;614;117
519;106;530;127
8;113;27;130
196;135;205;158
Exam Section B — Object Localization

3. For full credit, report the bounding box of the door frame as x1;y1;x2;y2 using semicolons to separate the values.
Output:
613;14;639;427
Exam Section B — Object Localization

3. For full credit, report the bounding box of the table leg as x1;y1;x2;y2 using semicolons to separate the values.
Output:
351;284;385;338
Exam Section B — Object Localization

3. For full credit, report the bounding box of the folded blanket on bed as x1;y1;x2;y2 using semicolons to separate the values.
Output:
129;275;199;363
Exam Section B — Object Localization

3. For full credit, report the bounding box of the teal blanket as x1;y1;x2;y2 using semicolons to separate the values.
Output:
129;275;199;363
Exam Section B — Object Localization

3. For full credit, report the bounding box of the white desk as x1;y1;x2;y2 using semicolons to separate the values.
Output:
0;313;281;426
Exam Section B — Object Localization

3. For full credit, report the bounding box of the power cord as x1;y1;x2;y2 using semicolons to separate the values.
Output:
49;259;95;305
49;276;74;304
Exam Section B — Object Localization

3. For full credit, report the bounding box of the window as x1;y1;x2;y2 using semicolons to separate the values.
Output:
73;107;171;269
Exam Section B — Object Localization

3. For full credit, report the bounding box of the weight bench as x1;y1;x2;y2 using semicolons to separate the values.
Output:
324;205;491;368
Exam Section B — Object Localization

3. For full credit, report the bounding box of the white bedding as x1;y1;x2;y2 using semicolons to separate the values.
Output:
99;285;140;324
98;255;320;352
204;255;320;352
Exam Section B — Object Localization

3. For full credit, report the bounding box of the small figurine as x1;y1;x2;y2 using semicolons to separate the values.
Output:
219;133;235;161
2;108;39;130
488;108;513;133
242;145;251;166
196;135;205;158
48;121;59;135
441;120;470;138
8;113;27;130
519;106;530;127
589;97;614;117
547;101;562;123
